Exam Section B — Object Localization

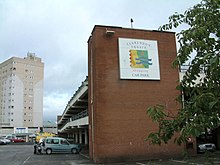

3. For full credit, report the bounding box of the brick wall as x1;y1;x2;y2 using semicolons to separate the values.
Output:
88;25;183;163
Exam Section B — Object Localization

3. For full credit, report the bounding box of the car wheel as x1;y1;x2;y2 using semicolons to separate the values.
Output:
71;148;78;154
46;148;52;155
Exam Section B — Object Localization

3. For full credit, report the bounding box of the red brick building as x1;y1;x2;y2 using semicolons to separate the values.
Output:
88;25;184;163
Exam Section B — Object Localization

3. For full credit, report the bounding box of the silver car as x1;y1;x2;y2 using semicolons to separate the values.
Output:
197;143;216;153
0;137;10;144
42;137;81;155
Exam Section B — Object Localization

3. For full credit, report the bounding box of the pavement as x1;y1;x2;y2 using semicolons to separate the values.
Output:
2;143;220;164
80;147;220;165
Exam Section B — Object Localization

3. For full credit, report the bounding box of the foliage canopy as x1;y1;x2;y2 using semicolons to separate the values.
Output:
146;0;220;145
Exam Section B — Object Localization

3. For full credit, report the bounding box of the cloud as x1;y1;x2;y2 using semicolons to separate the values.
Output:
43;92;71;121
0;0;202;122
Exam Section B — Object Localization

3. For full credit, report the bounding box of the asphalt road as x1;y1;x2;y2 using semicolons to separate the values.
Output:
0;144;94;165
0;143;220;165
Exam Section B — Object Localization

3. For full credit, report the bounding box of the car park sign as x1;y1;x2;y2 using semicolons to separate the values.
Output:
118;38;160;80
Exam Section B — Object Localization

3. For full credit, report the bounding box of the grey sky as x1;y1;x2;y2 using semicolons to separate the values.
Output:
0;0;201;121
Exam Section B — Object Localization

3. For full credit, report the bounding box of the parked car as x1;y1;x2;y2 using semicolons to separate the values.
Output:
42;137;81;155
5;134;25;143
11;138;25;143
0;139;7;145
197;143;216;153
0;137;10;144
5;134;16;139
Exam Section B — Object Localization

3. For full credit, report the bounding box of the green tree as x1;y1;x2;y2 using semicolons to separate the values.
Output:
146;0;220;145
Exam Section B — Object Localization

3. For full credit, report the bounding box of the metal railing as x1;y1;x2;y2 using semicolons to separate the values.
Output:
71;109;88;121
180;65;190;72
59;110;88;131
180;65;206;73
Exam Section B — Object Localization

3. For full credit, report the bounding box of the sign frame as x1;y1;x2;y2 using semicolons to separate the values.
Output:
118;38;160;80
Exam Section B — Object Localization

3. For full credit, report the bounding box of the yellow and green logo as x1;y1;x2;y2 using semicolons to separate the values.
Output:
130;50;152;68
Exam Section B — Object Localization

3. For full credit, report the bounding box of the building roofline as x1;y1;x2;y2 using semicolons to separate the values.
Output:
88;25;176;43
93;25;175;33
1;54;43;66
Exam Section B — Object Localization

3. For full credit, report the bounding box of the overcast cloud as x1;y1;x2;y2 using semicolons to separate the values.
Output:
0;0;201;122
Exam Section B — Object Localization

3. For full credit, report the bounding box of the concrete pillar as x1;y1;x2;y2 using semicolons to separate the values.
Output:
75;132;78;143
25;135;29;142
85;129;88;145
79;130;82;144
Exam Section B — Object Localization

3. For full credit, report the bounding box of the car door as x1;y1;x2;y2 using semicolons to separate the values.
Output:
60;139;71;152
52;139;60;152
45;138;59;152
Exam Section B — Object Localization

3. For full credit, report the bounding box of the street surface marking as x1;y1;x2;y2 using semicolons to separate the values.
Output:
172;159;204;165
80;153;90;159
136;162;146;165
22;155;32;165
